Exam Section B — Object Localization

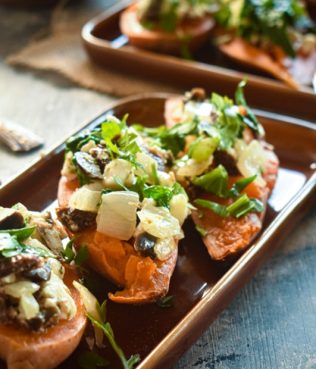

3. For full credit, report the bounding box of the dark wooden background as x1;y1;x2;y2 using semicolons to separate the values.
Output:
0;1;315;368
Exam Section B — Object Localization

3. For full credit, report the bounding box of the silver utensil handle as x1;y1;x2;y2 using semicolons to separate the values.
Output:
0;120;43;152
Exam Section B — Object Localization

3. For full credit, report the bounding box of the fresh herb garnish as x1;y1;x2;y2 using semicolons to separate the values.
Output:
188;136;219;162
195;225;208;237
157;295;174;308
142;182;186;208
66;130;102;153
212;99;244;150
63;238;76;262
216;0;316;57
192;165;256;199
78;351;110;369
134;118;198;156
195;194;264;218
151;163;160;185
63;240;89;266
0;226;35;242
235;80;263;135
87;314;140;369
0;233;54;259
75;245;89;266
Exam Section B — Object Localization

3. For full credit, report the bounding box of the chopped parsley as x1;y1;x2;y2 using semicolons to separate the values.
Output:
157;295;175;308
63;239;89;266
0;233;55;259
87;312;140;369
78;351;109;369
216;0;316;57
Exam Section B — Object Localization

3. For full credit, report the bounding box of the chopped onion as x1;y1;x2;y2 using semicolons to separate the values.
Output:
20;294;40;320
170;194;189;225
135;152;158;178
40;273;77;320
154;237;177;260
3;280;40;298
158;170;176;186
137;202;183;239
4;281;40;320
80;140;97;153
176;155;213;178
96;191;139;240
103;159;135;189
61;152;77;180
84;181;105;191
184;100;215;123
235;140;267;186
73;281;103;347
69;187;101;213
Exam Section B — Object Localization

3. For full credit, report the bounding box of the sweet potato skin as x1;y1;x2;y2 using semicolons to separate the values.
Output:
76;229;178;304
192;178;269;260
0;266;86;369
219;37;300;89
57;177;177;304
164;97;279;260
120;4;214;54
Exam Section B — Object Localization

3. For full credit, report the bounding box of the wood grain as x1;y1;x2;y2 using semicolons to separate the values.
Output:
0;2;316;369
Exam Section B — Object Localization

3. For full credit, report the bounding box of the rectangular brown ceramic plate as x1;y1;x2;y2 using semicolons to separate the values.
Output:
81;0;316;122
0;93;315;369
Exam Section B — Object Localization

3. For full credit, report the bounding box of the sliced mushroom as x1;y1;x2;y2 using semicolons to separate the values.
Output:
0;254;43;278
213;150;240;176
57;208;96;233
89;146;111;172
185;88;206;102
36;225;64;256
23;262;51;282
74;152;103;179
0;208;24;230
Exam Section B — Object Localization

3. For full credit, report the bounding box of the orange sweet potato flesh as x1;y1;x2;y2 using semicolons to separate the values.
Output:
164;98;279;260
192;152;278;260
0;265;87;369
57;176;177;304
219;37;300;89
120;4;214;54
192;177;269;260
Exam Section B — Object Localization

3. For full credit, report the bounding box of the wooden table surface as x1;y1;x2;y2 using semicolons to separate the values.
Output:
0;1;316;369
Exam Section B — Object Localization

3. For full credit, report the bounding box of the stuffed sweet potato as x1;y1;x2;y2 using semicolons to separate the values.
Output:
215;0;316;88
57;116;190;304
164;84;279;260
119;0;214;54
0;205;86;369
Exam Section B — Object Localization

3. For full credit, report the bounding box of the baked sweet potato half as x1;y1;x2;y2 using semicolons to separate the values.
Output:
0;205;86;369
57;116;190;304
58;177;179;304
119;1;214;54
164;84;279;260
214;0;316;89
1;266;86;369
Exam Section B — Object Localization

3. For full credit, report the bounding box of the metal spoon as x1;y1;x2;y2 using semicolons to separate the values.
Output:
0;119;43;152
